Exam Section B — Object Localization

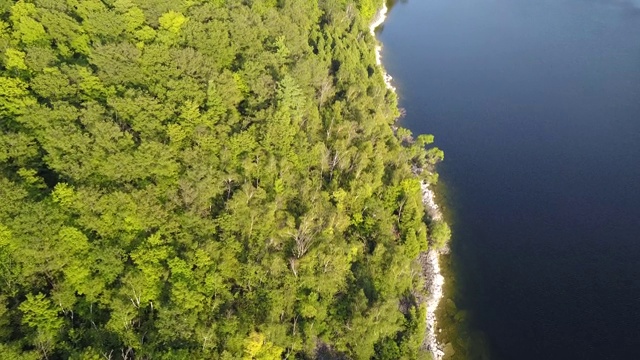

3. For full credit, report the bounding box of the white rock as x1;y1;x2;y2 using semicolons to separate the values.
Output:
369;4;396;91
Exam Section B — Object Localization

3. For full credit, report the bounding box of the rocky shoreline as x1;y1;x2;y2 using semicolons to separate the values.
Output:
369;3;396;91
370;6;445;360
421;183;446;360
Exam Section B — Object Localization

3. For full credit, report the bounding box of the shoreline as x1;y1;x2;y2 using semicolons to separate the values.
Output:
370;6;445;360
369;4;396;91
421;182;446;360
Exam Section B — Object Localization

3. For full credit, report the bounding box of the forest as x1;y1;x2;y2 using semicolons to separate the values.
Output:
0;0;445;358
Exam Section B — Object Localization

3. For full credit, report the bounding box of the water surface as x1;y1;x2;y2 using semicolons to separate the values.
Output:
379;0;640;358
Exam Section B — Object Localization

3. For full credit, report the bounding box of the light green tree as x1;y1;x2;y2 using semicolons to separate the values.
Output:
19;293;63;358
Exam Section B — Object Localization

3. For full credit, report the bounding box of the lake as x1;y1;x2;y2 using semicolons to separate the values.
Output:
378;0;640;358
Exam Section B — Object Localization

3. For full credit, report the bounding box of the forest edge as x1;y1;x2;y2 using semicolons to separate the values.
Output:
369;3;447;359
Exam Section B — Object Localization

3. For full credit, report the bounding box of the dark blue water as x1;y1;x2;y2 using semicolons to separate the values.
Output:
379;0;640;358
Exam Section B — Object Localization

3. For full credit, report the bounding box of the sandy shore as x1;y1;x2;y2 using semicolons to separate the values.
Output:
370;7;445;360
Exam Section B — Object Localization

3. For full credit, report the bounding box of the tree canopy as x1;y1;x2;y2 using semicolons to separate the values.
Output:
0;0;443;358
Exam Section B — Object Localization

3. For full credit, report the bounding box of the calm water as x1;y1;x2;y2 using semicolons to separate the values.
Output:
379;0;640;358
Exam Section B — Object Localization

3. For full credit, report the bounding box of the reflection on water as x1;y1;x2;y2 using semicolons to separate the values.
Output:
386;0;407;10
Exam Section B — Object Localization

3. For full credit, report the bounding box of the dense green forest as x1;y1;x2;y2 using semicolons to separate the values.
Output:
0;0;445;358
